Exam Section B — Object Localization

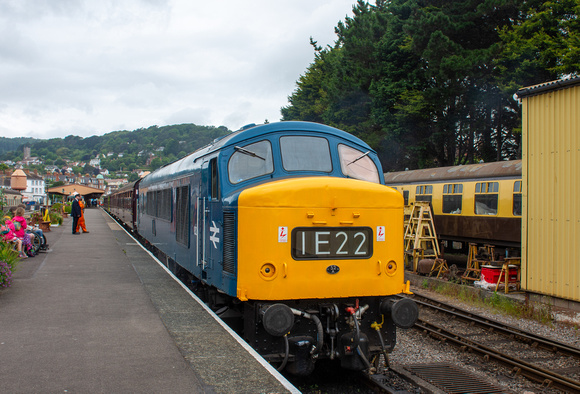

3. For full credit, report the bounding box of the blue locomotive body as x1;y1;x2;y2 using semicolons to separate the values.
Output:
136;121;386;297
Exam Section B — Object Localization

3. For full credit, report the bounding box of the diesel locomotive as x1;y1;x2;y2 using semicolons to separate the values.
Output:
104;121;418;375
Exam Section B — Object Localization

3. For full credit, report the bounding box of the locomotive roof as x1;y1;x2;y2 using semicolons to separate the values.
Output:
384;160;522;185
141;121;375;186
204;121;369;152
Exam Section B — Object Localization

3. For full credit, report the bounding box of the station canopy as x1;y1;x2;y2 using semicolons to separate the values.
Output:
47;184;105;200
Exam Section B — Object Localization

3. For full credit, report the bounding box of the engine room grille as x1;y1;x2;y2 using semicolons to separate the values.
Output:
223;210;236;274
175;186;190;247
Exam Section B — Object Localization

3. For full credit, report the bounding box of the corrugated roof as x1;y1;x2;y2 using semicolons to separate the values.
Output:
384;160;521;185
516;76;580;99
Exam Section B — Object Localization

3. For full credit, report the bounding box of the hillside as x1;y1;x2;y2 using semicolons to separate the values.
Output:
0;124;231;172
0;137;37;156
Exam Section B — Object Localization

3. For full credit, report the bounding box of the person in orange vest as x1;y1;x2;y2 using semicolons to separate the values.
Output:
75;196;90;234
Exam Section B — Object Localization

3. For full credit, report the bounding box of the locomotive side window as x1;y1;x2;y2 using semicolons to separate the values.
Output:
228;140;273;184
475;182;498;215
442;184;463;214
175;185;190;247
281;136;332;172
338;144;380;183
513;181;522;216
415;185;433;203
210;158;220;200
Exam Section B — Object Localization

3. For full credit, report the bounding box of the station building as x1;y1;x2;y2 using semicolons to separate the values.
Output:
517;76;580;307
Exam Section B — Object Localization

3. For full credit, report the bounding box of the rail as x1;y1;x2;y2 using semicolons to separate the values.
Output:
405;293;580;392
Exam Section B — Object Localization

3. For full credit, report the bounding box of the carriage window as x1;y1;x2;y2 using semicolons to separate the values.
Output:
442;183;463;214
403;190;409;206
475;182;498;215
175;185;189;247
513;181;522;216
415;185;433;203
228;140;273;184
281;136;332;172
338;144;380;183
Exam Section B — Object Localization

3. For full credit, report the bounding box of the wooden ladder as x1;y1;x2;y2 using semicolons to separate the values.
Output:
403;202;447;276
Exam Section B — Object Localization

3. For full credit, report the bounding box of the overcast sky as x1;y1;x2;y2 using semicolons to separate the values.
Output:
0;0;355;140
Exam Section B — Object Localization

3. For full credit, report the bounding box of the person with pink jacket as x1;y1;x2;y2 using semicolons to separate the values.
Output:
12;207;34;255
2;216;26;259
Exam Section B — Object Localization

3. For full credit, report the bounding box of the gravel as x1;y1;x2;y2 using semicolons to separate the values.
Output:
389;287;580;393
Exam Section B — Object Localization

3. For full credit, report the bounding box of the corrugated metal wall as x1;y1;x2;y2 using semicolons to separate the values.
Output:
521;84;580;301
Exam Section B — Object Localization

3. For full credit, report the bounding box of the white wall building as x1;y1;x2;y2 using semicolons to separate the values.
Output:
22;172;46;204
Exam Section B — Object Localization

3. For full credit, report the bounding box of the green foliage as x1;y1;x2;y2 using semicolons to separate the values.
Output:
50;203;63;213
497;0;580;87
49;212;63;225
0;241;21;288
283;0;578;170
0;137;36;156
29;211;43;225
127;172;140;182
0;189;6;212
0;124;231;170
486;292;553;323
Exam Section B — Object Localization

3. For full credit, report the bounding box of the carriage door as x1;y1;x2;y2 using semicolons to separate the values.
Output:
198;158;222;282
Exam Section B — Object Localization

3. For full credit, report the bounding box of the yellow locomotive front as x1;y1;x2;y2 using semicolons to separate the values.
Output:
237;176;409;300
236;176;418;374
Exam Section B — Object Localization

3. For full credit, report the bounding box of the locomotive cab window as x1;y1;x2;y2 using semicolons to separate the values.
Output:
415;185;433;203
338;144;380;183
228;140;273;184
475;182;498;215
442;184;462;214
280;136;332;172
513;181;522;216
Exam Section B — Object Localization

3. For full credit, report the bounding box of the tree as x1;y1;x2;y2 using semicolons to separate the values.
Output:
497;0;580;85
281;0;540;170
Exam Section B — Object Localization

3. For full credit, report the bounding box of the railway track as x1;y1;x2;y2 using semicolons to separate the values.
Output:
406;292;580;393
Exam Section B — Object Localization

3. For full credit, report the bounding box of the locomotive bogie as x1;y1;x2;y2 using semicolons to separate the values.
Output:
244;295;402;374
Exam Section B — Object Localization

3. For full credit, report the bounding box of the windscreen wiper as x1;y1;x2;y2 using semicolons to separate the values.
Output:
347;151;370;166
234;146;265;160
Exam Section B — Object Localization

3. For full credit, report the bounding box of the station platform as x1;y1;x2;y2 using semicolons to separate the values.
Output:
0;208;298;393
